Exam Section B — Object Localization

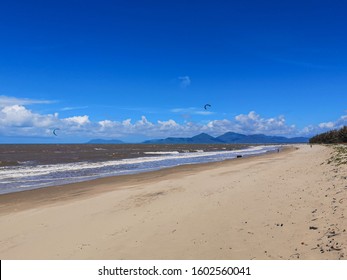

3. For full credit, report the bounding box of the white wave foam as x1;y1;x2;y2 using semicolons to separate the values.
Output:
144;151;180;155
0;145;280;186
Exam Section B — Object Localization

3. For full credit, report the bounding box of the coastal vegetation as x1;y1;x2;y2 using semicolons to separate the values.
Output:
309;126;347;144
326;145;347;166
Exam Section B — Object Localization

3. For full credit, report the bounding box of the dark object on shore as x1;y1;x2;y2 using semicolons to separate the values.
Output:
236;155;242;158
309;226;318;230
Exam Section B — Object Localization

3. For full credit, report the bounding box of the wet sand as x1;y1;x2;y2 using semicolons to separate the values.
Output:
0;144;346;259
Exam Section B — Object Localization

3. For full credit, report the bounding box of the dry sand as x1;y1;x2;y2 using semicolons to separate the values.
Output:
0;144;346;260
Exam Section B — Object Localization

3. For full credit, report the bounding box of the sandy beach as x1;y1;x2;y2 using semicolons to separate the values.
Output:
0;144;346;260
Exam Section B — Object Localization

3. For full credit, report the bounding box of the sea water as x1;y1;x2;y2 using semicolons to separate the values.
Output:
0;145;280;194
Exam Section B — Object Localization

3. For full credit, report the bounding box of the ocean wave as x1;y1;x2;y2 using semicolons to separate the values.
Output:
0;145;280;194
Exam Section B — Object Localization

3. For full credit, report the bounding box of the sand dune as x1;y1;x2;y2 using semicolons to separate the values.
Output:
0;144;346;259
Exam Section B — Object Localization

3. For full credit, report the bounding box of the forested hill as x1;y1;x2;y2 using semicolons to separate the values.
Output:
309;126;347;144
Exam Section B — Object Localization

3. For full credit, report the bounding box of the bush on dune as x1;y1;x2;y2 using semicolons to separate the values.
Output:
309;126;347;144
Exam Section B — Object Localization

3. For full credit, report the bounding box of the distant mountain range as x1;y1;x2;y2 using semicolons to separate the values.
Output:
88;132;308;144
142;132;309;144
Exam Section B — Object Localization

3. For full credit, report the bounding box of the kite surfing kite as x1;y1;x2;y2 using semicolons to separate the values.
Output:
204;104;211;110
53;128;60;136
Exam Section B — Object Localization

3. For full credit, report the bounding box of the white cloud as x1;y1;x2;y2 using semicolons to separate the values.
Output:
232;111;295;135
0;95;54;107
0;105;58;128
0;105;34;127
202;119;234;135
0;104;300;140
158;119;179;130
171;108;189;113
318;122;335;129
98;120;116;128
178;76;191;88
301;114;347;136
195;110;213;115
171;107;214;116
1;96;345;141
60;106;88;111
63;115;90;126
135;116;153;128
122;119;132;127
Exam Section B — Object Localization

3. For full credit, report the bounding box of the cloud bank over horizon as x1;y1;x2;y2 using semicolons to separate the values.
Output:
1;96;346;142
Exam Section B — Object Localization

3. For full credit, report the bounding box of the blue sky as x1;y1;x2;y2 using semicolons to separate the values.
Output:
0;0;346;143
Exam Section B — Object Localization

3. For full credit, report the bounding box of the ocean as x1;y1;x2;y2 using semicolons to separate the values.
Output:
0;144;281;194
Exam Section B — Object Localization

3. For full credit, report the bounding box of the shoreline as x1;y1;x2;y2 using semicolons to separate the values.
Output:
0;144;280;196
0;146;293;214
0;144;346;259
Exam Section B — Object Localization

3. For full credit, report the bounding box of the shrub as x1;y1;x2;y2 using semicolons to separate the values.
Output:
309;126;347;144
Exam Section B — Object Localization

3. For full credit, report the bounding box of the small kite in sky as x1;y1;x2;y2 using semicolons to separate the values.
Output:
204;104;211;110
53;128;60;136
